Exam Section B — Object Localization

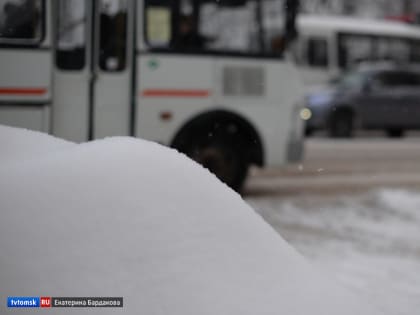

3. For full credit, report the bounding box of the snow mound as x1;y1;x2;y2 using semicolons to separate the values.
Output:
248;189;420;315
375;189;420;220
0;129;381;315
0;124;74;166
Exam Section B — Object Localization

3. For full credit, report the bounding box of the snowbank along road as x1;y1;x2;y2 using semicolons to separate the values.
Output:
246;138;420;315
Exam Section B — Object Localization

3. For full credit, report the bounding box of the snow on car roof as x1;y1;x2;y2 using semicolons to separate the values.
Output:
0;127;381;315
297;14;420;39
346;61;420;74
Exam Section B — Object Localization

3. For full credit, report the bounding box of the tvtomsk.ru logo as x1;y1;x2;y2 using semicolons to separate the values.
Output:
7;297;123;308
7;297;41;308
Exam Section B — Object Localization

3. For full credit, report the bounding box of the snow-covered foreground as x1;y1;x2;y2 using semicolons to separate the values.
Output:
0;125;380;314
0;125;73;165
247;189;420;315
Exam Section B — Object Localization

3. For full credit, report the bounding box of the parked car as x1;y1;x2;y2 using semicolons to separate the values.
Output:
303;65;420;137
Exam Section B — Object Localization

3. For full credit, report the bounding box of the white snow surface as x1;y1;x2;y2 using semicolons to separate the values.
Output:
0;125;74;165
0;126;381;314
248;189;420;315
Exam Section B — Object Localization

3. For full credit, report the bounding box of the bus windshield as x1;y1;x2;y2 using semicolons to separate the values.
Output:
145;0;289;55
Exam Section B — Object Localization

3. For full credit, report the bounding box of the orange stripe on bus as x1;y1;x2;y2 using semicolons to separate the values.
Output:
0;88;47;95
142;89;210;97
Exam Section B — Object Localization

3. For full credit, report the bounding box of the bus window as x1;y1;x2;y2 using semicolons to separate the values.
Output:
56;0;86;70
0;0;42;43
145;6;171;47
144;0;269;55
376;37;410;62
338;34;374;69
307;38;328;67
197;0;262;54
175;11;207;51
99;0;128;72
144;0;173;49
338;33;416;69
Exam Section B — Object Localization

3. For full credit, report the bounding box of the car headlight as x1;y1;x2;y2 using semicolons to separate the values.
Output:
300;108;312;121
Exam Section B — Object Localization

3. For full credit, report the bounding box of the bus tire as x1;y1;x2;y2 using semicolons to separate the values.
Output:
185;140;248;192
171;111;262;192
328;110;353;138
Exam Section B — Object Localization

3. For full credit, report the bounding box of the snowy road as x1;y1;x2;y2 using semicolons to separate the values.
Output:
245;138;420;315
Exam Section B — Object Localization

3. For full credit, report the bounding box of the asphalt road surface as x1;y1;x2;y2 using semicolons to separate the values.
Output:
245;137;420;196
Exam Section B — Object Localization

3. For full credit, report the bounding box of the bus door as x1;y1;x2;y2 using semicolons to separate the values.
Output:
0;0;52;132
53;0;92;141
53;0;135;142
92;0;135;138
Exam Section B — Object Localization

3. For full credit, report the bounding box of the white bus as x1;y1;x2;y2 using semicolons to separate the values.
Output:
287;15;420;86
0;0;304;191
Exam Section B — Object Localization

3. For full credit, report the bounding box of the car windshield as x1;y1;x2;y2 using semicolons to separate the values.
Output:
336;71;367;90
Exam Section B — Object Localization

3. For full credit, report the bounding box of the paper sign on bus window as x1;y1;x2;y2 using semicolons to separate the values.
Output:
147;7;171;46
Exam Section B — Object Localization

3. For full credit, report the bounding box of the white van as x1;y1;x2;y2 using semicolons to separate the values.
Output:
287;15;420;86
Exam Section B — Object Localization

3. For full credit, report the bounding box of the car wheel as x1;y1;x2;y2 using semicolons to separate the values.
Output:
186;140;248;192
328;111;353;138
386;128;404;138
305;127;314;137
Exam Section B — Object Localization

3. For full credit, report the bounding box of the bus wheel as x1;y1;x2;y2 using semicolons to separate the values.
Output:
186;140;248;192
328;111;353;138
171;111;263;192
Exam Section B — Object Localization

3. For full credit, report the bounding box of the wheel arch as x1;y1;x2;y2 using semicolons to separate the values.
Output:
170;109;264;167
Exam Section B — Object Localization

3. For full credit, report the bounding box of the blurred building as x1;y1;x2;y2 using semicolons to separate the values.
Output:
300;0;420;22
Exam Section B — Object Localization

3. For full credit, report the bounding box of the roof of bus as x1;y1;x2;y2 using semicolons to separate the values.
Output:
297;15;420;39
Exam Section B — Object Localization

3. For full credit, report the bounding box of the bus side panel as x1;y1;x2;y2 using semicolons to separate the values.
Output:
0;50;52;132
53;70;91;142
0;106;50;132
135;54;214;143
213;57;304;166
135;54;303;167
